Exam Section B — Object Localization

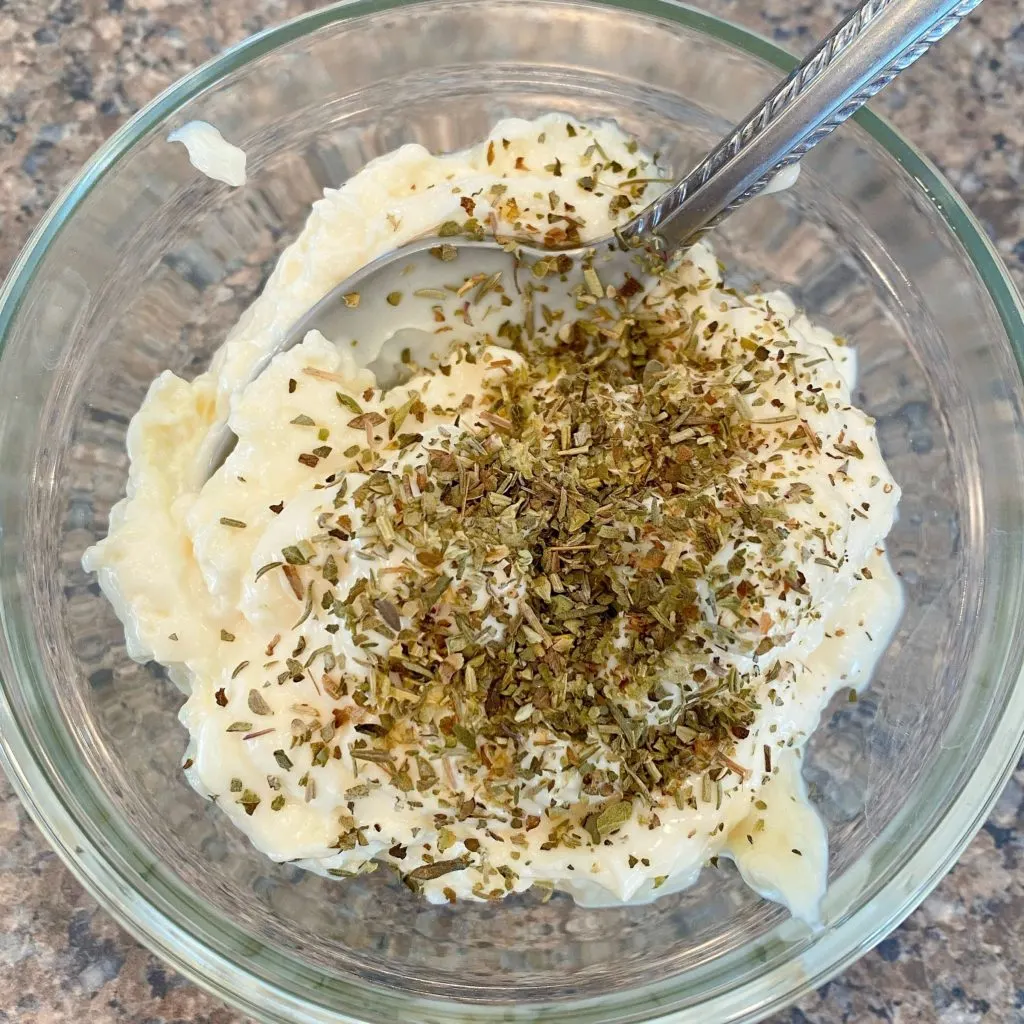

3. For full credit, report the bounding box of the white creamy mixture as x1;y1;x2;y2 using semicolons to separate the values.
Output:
84;115;901;921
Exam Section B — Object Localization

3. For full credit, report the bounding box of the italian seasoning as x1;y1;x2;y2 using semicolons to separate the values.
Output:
218;239;883;898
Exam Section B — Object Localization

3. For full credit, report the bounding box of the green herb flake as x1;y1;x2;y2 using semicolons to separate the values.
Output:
281;546;309;566
248;689;273;716
238;789;261;815
336;392;363;415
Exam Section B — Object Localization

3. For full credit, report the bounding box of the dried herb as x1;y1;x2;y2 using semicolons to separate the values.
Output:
404;857;470;888
238;789;261;815
248;689;272;716
336;392;363;415
583;800;634;844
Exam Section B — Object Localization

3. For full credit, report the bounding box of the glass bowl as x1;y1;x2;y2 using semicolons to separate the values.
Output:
2;1;1024;1021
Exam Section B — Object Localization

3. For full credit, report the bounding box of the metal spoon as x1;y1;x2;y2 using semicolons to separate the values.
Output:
206;0;982;477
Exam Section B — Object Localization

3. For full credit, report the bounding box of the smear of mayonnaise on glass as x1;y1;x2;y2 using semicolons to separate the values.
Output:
168;121;247;187
761;161;802;196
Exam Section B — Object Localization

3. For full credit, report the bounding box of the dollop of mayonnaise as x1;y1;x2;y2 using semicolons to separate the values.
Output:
168;120;247;187
84;115;901;921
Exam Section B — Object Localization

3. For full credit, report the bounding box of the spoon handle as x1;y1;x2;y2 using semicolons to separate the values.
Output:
622;0;984;252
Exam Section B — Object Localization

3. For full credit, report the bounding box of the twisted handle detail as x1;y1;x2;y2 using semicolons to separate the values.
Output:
621;0;984;252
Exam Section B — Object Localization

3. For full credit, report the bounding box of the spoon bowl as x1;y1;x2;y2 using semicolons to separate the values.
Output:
205;236;655;473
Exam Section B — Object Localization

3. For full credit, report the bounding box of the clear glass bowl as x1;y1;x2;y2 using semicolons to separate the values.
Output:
1;1;1023;1021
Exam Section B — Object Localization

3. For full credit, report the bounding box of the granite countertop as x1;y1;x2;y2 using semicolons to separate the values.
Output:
1;0;1023;1021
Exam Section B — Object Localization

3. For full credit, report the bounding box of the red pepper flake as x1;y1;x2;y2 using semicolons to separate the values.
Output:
618;275;643;299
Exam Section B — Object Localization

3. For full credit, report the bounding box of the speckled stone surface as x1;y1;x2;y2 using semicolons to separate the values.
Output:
1;0;1023;1021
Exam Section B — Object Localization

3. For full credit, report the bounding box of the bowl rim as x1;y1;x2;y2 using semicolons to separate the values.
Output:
2;1;1024;1022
